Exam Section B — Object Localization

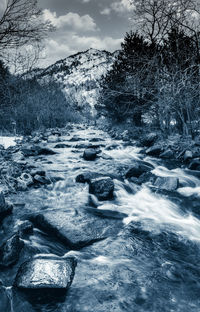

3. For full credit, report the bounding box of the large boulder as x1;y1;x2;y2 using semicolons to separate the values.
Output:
0;234;24;267
146;145;163;157
184;150;193;162
31;209;122;249
154;176;179;191
89;177;114;200
188;159;200;171
0;192;13;221
160;149;174;159
140;133;158;147
83;149;97;161
14;256;76;293
21;145;56;157
125;161;154;179
76;171;102;183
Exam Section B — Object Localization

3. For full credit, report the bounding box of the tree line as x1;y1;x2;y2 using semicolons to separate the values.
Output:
99;0;200;137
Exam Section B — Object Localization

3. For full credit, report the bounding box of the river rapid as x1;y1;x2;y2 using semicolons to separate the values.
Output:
1;124;200;312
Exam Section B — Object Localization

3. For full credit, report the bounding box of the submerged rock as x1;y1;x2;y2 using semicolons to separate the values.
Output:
89;177;114;200
47;135;60;143
83;149;97;161
31;209;122;249
0;234;24;267
33;174;51;185
184;150;193;162
14;256;76;291
54;143;69;148
154;176;179;191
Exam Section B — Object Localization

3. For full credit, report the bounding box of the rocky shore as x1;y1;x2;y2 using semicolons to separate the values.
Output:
0;123;200;311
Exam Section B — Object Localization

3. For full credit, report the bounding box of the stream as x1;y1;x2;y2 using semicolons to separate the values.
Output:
1;124;200;312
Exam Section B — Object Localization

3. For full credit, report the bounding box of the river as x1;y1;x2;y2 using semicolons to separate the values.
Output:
1;124;200;312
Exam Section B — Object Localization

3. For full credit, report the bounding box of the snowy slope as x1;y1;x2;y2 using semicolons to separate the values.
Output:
33;48;116;114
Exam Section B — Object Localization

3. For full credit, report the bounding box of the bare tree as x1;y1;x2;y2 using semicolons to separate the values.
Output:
0;0;53;53
131;0;200;45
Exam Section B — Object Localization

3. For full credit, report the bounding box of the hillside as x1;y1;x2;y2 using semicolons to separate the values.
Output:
31;48;117;114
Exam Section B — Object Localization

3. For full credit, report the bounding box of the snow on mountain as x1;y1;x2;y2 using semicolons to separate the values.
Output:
33;48;116;115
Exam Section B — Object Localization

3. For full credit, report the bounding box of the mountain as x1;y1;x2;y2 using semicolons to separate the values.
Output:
31;48;117;115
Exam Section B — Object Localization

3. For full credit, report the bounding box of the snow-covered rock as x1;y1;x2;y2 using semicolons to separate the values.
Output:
29;48;116;114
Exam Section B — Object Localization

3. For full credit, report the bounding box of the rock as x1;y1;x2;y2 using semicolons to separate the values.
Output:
140;133;158;147
54;143;69;148
130;172;156;185
30;169;46;177
83;149;97;161
14;256;76;295
184;150;193;162
154;176;179;191
0;286;11;311
33;175;51;185
21;145;41;157
125;161;154;179
89;177;114;200
146;145;163;157
31;209;122;248
0;234;24;267
188;159;200;171
76;172;102;183
160;149;174;159
38;147;56;155
47;135;60;143
18;173;33;186
22;145;56;157
0;192;13;220
17;220;33;235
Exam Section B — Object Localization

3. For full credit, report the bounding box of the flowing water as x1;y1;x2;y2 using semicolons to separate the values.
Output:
1;124;200;312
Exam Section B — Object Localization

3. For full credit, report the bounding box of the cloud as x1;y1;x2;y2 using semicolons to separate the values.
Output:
100;8;111;15
100;0;132;15
43;9;97;32
82;0;91;3
41;34;122;67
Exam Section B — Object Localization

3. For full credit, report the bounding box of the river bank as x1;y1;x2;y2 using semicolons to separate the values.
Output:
0;123;200;311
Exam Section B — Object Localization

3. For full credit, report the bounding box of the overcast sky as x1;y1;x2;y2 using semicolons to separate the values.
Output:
37;0;133;67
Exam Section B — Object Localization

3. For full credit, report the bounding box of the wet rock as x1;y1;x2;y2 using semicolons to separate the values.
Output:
76;171;102;183
54;143;69;148
14;256;76;294
17;220;33;235
140;133;158;147
21;145;56;157
146;145;163;157
21;145;41;157
30;169;46;177
184;150;193;162
33;175;51;185
89;177;114;200
154;176;179;191
18;173;33;187
38;147;57;155
130;172;156;185
160;149;174;159
0;192;13;220
83;149;97;161
0;286;11;311
125;161;154;179
188;159;200;171
31;209;122;248
0;234;24;267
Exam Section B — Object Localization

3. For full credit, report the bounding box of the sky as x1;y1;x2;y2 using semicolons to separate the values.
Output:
37;0;133;67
